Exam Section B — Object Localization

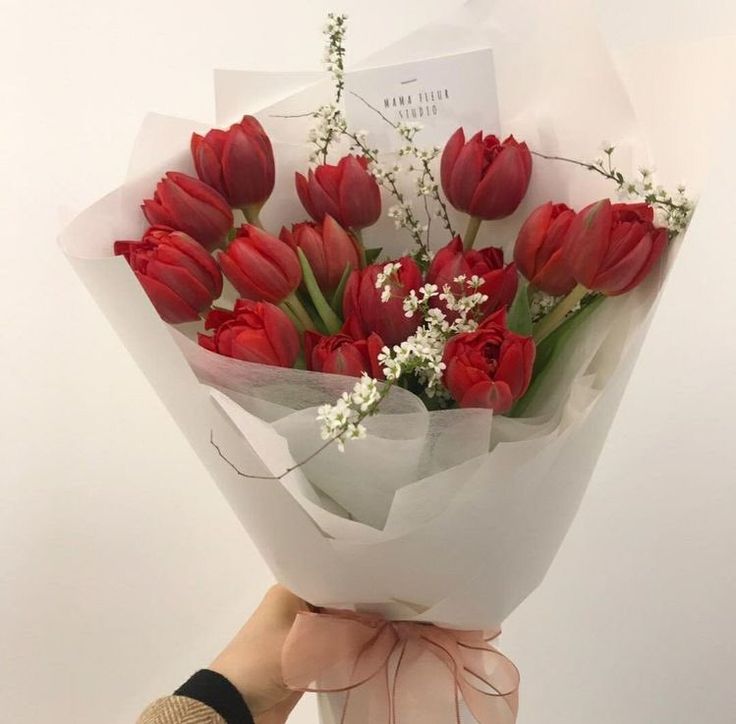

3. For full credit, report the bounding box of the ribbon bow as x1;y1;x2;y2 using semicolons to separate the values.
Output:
282;609;519;724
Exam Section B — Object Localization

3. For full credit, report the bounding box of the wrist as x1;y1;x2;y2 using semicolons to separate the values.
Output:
209;651;268;716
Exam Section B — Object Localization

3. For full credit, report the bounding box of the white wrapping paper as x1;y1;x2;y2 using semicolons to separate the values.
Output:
59;0;687;643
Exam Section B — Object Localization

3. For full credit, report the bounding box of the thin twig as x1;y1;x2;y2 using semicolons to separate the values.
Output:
269;111;315;119
349;91;397;128
209;428;339;481
350;90;456;238
532;150;689;216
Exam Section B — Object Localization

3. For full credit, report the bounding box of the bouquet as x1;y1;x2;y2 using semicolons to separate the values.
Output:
60;1;695;721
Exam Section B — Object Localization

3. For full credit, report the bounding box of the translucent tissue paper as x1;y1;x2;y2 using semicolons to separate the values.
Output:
60;0;681;637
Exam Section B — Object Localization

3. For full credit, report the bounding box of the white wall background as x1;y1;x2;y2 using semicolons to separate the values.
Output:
2;1;736;722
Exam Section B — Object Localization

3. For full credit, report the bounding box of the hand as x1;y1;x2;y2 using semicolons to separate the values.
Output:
210;585;310;724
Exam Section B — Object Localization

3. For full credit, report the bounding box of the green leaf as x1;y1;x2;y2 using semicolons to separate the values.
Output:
297;248;343;335
330;263;353;317
506;280;532;336
510;295;605;418
365;247;383;265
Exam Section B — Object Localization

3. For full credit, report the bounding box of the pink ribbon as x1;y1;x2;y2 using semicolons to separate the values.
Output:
282;609;519;724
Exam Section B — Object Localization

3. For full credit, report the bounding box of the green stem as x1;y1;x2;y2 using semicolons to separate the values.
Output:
351;228;368;268
282;293;317;332
297;249;343;334
279;300;304;332
242;205;264;230
463;216;482;250
533;284;589;343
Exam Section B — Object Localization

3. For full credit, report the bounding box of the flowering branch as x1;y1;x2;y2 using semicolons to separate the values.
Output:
317;375;394;451
375;264;488;402
349;91;457;240
209;376;387;478
310;13;348;163
532;145;693;236
304;17;432;261
347;131;431;261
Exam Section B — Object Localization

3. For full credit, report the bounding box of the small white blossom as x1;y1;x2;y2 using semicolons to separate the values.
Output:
316;374;382;452
375;262;402;289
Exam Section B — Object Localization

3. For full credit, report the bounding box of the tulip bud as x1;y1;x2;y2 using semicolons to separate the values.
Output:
440;129;532;220
304;326;385;379
564;199;669;296
295;155;381;230
114;227;223;324
218;225;301;304
198;299;300;367
514;202;577;296
280;215;361;295
442;309;535;412
142;172;233;252
191;115;275;213
428;236;518;320
342;257;422;346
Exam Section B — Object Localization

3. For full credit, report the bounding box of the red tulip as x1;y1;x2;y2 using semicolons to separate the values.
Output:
295;155;381;230
114;227;222;324
428;236;518;320
304;326;385;379
191;115;275;211
198;299;300;367
564;200;668;296
442;309;535;412
142;171;233;251
219;224;301;304
514;202;577;296
280;215;361;295
342;257;423;346
440;129;532;220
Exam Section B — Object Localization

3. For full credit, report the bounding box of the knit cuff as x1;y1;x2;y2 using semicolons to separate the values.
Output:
175;669;253;724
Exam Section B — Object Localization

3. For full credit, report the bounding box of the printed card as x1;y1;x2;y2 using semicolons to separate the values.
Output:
344;49;499;152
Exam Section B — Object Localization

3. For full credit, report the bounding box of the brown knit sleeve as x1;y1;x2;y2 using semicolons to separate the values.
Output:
137;695;227;724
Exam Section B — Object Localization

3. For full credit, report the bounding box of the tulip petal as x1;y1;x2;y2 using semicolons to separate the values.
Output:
306;170;342;223
494;339;527;399
614;228;668;295
316;163;342;201
222;125;274;208
592;231;654;295
146;259;213;312
141;198;174;229
166;171;232;219
323;344;367;377
565;199;613;288
531;247;575;297
440;128;465;207
295;172;320;221
469;144;531;220
513;202;553;279
260;303;300;367
191;132;226;195
197;332;217;352
135;272;200;324
448;134;484;212
366;333;386;380
460;380;513;413
337;156;381;229
480;264;518;316
165;232;223;297
152;173;233;250
230;328;281;365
